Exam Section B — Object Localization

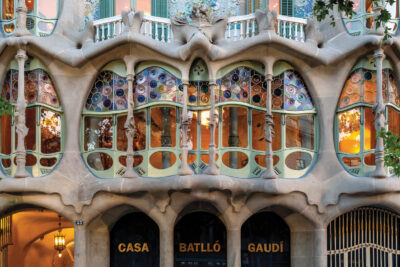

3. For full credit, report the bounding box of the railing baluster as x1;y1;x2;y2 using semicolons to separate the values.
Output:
234;22;238;40
227;22;231;40
155;22;159;40
252;19;255;36
95;26;100;42
168;24;172;43
294;22;298;41
282;21;286;39
246;19;250;38
161;22;165;42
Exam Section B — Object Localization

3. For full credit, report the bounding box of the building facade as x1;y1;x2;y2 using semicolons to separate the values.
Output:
0;0;399;266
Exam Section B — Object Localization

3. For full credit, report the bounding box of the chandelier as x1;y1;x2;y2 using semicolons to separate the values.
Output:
54;215;66;258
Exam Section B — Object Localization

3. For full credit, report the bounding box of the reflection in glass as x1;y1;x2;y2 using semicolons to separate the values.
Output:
222;151;248;169
342;157;361;167
84;117;113;151
286;116;314;149
115;0;131;15
119;155;143;167
0;114;11;155
252;110;281;151
364;107;376;150
25;0;34;11
87;152;113;170
338;108;361;153
38;0;57;18
117;112;146;151
150;152;176;169
364;153;375;166
2;0;14;20
200;110;218;149
285;152;312;170
40;109;61;153
222;107;247;148
388;108;400;135
40;157;57;167
255;155;279;168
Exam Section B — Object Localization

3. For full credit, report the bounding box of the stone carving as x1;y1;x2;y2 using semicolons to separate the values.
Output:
171;6;227;45
121;9;144;33
255;8;278;33
15;0;31;37
57;20;95;47
305;18;324;46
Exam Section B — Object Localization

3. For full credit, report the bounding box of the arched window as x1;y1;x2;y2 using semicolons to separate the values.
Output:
335;55;400;176
327;206;400;266
0;0;59;36
0;57;63;177
210;61;316;178
82;60;182;178
245;0;313;17
343;0;400;35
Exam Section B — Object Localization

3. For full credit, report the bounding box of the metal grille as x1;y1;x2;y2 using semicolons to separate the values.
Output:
327;207;400;267
0;215;11;250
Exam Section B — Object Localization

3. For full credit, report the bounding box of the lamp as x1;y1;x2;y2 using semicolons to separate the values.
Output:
54;215;66;258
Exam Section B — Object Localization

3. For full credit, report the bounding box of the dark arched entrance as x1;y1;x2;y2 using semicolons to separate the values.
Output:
174;211;227;266
241;212;290;266
110;212;160;267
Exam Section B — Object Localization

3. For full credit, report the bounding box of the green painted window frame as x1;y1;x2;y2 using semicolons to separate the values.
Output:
0;66;64;177
0;0;60;37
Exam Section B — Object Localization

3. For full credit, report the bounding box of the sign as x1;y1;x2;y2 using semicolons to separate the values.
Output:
110;212;159;267
241;212;290;267
174;212;227;266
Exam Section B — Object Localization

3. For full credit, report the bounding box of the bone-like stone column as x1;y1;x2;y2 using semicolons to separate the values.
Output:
160;225;174;267
203;82;219;175
370;48;386;178
261;73;277;179
179;82;194;176
15;0;31;36
123;56;139;178
14;49;30;178
74;224;87;267
313;228;327;267
227;227;241;267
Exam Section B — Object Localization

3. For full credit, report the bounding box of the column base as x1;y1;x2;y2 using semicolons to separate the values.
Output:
14;167;30;178
202;163;219;176
261;168;277;179
369;168;387;179
178;165;194;176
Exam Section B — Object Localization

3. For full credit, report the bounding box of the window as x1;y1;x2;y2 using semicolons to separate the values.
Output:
335;55;400;176
0;0;59;36
0;57;63;177
99;0;152;19
82;61;182;178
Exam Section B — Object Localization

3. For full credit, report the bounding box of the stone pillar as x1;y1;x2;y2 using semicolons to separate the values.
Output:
227;227;241;267
370;48;387;178
203;82;219;175
14;49;30;178
15;0;30;36
159;225;174;267
261;73;277;179
123;57;139;178
228;107;239;168
179;82;194;176
74;224;87;267
313;228;327;267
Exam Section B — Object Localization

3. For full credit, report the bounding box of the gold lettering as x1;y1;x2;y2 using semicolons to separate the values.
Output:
126;243;134;252
179;243;186;252
264;243;271;252
193;243;200;252
272;243;279;252
280;241;283;253
187;243;194;252
134;243;141;252
142;243;149;252
200;243;207;252
256;243;263;253
118;243;126;253
248;243;255;253
213;241;221;253
207;242;213;252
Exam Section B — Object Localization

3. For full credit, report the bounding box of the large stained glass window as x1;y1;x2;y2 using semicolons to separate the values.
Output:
0;57;63;177
82;60;182;178
335;55;400;176
0;0;59;36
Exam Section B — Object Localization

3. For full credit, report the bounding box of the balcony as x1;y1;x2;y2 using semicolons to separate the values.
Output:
93;12;308;44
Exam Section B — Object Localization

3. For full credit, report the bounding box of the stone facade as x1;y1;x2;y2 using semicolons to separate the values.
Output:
0;0;400;267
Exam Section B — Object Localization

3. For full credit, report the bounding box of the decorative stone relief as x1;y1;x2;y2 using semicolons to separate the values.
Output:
305;18;324;46
255;8;278;33
121;10;144;33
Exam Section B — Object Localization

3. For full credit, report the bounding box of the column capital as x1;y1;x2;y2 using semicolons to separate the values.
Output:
126;73;135;81
265;73;273;81
373;48;385;60
181;81;190;87
15;49;27;62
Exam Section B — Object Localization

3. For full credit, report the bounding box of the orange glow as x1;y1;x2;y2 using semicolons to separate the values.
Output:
338;108;361;153
364;108;376;150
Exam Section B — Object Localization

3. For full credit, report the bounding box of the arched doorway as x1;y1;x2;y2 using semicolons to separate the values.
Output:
110;212;160;266
0;209;74;267
174;211;227;266
241;212;290;266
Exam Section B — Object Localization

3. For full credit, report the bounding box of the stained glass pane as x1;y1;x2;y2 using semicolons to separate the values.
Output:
286;115;314;149
116;112;146;151
338;108;361;153
222;107;248;148
38;70;60;107
187;82;198;106
25;0;34;11
339;70;362;108
283;71;314;111
84;117;113;151
364;107;376;150
40;109;61;153
388;73;399;105
151;107;176;148
136;67;179;104
0;114;11;155
272;76;284;109
199;81;212;105
362;70;377;104
251;110;281;151
220;67;252;104
25;71;38;103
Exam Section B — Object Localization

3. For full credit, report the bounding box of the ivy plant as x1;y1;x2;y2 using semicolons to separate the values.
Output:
313;0;396;40
377;128;400;176
0;97;12;116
